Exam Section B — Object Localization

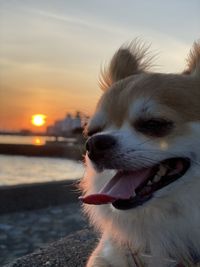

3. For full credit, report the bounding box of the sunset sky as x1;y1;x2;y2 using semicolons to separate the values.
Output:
0;0;199;132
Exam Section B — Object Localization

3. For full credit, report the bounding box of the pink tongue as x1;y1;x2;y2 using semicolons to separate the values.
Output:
80;169;151;205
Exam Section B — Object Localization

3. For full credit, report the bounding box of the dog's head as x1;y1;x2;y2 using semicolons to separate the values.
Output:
81;40;200;250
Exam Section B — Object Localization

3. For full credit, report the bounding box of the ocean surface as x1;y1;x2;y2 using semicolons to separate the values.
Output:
0;135;84;186
0;135;75;145
0;155;84;186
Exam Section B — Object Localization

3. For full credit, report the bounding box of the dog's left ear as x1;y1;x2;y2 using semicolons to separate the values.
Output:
184;41;200;78
99;40;153;91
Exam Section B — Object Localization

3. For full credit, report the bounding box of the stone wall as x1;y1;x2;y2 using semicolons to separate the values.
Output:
4;229;97;267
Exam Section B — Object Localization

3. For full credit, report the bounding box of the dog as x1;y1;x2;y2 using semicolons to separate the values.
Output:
80;39;200;267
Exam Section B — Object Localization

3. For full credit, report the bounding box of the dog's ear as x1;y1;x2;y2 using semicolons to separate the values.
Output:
99;40;153;91
184;41;200;77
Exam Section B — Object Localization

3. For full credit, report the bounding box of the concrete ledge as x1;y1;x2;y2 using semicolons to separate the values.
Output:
4;229;97;267
0;180;80;214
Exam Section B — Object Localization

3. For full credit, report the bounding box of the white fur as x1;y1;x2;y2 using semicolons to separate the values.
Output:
82;119;200;266
82;40;200;266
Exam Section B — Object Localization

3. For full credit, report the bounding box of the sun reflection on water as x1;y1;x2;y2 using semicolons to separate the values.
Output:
33;137;43;146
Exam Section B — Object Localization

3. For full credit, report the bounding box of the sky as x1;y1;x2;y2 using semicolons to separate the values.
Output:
0;0;199;132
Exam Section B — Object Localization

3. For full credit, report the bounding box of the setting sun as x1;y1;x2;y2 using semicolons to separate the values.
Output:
31;114;47;127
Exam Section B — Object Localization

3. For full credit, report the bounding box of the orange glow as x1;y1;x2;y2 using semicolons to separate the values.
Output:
34;138;42;145
31;114;47;127
32;137;45;145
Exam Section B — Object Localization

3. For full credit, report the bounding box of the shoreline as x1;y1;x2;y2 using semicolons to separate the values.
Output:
0;143;84;160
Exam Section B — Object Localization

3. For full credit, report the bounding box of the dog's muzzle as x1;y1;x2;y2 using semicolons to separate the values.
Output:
86;134;116;161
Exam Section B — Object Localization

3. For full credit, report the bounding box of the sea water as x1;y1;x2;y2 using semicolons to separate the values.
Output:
0;155;84;186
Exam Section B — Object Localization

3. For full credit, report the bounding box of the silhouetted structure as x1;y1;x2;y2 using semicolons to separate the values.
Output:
46;111;88;137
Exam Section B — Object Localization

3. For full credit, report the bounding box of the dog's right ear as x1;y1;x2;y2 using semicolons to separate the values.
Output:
99;40;153;91
184;41;200;78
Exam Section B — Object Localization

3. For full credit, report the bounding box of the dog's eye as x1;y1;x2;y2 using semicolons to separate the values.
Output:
134;118;174;137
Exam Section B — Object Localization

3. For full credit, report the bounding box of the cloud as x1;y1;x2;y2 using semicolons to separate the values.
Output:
0;0;199;130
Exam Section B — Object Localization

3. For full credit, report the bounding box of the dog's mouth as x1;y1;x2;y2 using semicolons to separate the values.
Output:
80;157;190;210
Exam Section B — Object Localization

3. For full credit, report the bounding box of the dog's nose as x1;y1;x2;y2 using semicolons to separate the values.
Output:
86;134;116;160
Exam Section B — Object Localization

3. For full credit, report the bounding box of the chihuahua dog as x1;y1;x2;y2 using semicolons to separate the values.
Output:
80;39;200;267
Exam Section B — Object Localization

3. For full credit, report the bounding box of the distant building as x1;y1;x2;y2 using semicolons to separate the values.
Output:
71;112;82;133
54;120;63;136
62;113;73;133
20;129;32;135
46;112;86;137
46;126;55;136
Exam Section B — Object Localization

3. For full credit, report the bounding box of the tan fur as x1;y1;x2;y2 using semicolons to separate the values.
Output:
184;41;200;75
82;39;200;267
99;39;153;91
